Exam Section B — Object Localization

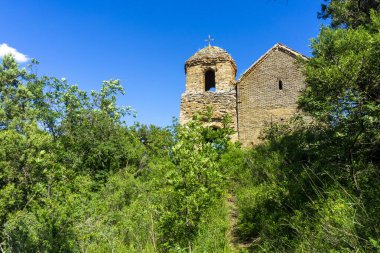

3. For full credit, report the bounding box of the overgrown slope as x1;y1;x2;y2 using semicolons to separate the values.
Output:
1;1;380;252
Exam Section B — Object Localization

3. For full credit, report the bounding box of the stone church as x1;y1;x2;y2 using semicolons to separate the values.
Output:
179;43;307;146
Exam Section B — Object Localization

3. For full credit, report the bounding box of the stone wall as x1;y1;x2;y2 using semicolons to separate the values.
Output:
185;62;236;93
237;48;306;146
181;50;238;140
180;91;238;140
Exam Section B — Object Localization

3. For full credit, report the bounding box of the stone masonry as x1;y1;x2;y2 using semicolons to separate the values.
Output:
180;46;238;140
180;43;307;146
237;44;307;145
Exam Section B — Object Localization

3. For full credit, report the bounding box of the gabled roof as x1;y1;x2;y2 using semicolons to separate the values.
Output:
236;43;308;83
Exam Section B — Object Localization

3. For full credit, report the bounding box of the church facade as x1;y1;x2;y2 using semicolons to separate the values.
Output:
180;43;307;146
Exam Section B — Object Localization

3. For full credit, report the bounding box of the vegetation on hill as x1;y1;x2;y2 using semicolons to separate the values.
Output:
0;0;379;252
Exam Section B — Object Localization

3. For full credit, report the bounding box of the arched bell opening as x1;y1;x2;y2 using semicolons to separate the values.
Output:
205;69;216;92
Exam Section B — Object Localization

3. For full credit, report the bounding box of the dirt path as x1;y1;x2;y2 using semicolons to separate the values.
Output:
226;192;258;252
226;192;239;251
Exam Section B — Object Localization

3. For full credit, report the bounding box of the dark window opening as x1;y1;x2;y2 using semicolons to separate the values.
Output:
279;80;283;90
205;70;216;92
211;125;220;131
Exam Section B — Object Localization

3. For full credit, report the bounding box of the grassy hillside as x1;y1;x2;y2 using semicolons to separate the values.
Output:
1;1;380;252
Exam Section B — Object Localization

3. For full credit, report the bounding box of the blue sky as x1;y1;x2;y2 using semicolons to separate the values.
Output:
1;0;325;127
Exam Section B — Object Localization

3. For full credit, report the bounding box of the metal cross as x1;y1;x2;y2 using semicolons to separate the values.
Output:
205;35;214;47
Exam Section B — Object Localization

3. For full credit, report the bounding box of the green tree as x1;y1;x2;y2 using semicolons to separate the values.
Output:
0;55;43;131
319;0;380;28
157;112;234;251
300;11;380;167
229;4;380;252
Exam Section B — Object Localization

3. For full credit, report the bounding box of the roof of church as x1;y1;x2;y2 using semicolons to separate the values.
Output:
185;46;237;71
237;43;308;83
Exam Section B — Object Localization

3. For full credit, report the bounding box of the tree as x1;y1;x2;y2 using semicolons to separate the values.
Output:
157;111;234;251
319;0;380;28
0;55;44;131
300;10;380;165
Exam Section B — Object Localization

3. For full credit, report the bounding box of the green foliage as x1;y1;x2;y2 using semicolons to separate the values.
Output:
157;116;229;250
131;123;174;158
0;55;42;130
319;0;380;28
291;188;361;252
1;3;380;250
225;8;380;252
300;12;380;167
0;57;235;252
191;197;233;253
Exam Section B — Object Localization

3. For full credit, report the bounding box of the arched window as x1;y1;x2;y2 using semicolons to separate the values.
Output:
279;80;283;90
205;69;216;92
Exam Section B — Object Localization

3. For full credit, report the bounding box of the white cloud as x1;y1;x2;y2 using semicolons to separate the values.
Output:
0;43;29;63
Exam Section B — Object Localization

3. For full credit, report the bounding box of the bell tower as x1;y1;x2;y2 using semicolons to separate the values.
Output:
180;43;238;135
